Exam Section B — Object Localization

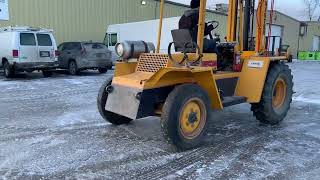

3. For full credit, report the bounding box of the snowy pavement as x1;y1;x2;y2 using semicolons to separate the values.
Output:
0;62;320;179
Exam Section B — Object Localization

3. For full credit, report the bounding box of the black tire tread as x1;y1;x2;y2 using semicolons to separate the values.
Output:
98;68;108;74
251;61;293;125
42;71;53;77
69;60;79;75
161;84;211;150
97;77;132;125
3;61;14;78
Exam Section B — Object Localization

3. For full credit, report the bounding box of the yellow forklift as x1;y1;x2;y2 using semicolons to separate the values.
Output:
97;0;293;150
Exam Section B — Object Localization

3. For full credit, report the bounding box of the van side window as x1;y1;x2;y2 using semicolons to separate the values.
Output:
37;34;52;46
20;33;36;46
109;33;118;46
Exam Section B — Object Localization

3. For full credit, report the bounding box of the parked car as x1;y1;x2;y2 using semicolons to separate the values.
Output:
0;26;59;78
57;42;112;75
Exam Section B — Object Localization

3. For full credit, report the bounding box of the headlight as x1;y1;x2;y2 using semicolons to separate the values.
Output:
115;43;124;57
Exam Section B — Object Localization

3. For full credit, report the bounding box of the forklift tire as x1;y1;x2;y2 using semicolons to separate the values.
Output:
161;84;211;150
97;76;132;125
3;61;14;78
42;70;53;77
98;68;107;74
251;61;293;125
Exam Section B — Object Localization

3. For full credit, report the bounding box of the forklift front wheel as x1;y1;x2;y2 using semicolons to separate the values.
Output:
97;76;133;125
161;84;211;150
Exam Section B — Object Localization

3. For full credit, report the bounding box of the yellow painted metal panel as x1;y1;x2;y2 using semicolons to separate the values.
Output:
235;57;271;103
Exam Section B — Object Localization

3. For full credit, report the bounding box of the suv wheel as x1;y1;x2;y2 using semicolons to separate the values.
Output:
98;68;107;74
69;60;79;75
42;70;53;77
3;61;14;78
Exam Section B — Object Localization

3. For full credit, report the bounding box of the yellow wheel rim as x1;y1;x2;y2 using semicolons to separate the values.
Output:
272;78;287;109
179;98;207;139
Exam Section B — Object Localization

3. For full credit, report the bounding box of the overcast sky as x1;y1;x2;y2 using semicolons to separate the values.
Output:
171;0;320;21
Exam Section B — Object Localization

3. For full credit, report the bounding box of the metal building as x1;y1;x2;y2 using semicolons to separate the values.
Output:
0;0;225;43
0;0;317;58
299;22;320;52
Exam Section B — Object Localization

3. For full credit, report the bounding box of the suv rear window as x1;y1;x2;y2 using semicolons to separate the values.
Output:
20;33;36;46
84;43;107;49
84;43;106;49
37;34;52;46
62;43;82;51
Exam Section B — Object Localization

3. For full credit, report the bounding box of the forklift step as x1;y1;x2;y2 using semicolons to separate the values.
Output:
222;96;247;107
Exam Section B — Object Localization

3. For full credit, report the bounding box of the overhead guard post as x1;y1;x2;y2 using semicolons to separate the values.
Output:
156;0;165;53
196;0;207;55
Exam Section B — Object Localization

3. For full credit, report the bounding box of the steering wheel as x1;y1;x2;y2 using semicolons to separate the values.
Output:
183;42;203;66
206;21;219;39
207;20;219;30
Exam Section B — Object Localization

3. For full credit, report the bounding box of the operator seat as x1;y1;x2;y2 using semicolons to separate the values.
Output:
171;29;218;54
171;29;196;53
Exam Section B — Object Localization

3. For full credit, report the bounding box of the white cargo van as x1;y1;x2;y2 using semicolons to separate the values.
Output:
103;17;180;61
0;26;59;78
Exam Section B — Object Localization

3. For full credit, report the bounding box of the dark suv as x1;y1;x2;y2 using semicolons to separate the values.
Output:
58;42;112;75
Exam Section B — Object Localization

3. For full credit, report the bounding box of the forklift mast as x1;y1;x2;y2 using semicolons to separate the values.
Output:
227;0;268;53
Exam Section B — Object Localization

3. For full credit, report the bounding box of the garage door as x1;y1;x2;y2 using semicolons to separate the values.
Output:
313;36;320;51
265;24;283;52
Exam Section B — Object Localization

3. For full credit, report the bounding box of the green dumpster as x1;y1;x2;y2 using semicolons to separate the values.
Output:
298;51;308;60
305;52;316;60
316;52;320;60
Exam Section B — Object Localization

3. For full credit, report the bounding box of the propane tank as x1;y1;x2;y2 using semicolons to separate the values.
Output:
115;41;155;60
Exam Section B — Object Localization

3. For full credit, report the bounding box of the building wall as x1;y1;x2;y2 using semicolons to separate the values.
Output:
0;0;158;44
0;0;228;45
250;11;301;58
299;22;320;51
267;11;301;58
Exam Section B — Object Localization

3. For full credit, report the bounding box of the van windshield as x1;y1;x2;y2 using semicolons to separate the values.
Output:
103;33;118;47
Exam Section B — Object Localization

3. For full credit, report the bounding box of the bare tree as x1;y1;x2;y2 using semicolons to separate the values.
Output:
318;4;320;21
303;0;320;21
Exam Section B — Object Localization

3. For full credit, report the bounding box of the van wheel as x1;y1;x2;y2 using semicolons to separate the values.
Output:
3;61;14;78
251;62;293;125
97;77;133;125
69;60;79;75
161;84;211;150
107;65;113;70
98;68;107;73
42;70;53;77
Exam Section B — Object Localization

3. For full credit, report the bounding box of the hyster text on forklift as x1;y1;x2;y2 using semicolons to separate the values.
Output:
97;0;293;150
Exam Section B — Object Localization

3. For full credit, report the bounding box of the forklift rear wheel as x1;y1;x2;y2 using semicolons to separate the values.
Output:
97;76;132;125
251;62;293;125
161;84;210;150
